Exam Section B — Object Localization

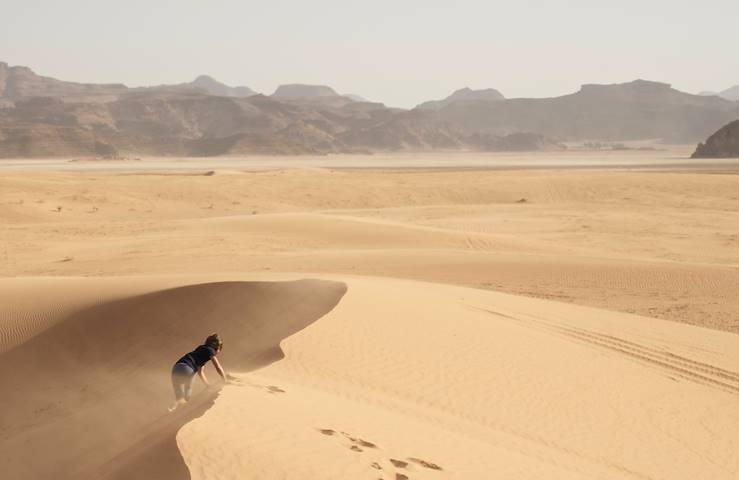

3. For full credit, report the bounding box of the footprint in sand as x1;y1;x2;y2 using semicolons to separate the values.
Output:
408;457;443;471
317;427;443;478
317;428;443;480
376;456;443;478
317;428;378;452
341;431;378;450
224;376;287;395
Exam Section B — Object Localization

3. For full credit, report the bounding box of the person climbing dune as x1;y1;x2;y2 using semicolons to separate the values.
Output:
168;333;228;412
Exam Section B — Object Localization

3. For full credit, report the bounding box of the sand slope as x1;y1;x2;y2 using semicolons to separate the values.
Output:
2;166;739;332
2;275;738;479
180;276;737;479
0;276;346;479
1;163;739;478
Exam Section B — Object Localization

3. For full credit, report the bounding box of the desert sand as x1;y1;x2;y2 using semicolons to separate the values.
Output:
1;150;739;479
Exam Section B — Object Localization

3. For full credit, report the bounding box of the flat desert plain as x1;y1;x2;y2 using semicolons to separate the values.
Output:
1;150;739;479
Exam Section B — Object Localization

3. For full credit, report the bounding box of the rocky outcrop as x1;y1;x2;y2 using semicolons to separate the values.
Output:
0;124;119;157
692;120;739;158
0;62;127;101
0;62;257;102
466;132;564;151
269;84;362;108
417;87;505;110
699;85;739;102
159;75;256;97
720;86;739;101
344;93;369;102
272;84;339;98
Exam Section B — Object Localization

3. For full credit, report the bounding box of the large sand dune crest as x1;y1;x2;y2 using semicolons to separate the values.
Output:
179;276;739;479
2;274;738;479
0;278;347;479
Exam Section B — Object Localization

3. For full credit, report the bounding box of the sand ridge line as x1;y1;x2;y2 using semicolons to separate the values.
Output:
0;278;347;480
178;277;739;479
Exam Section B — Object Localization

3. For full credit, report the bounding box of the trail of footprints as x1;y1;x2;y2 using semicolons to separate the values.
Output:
225;376;286;395
319;428;443;479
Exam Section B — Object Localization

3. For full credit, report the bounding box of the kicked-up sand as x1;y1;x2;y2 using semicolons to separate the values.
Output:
1;150;738;479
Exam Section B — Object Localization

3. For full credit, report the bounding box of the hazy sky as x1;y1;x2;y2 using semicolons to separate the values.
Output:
2;1;737;107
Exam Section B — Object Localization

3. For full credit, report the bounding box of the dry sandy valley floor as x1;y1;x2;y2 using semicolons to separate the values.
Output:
1;151;738;479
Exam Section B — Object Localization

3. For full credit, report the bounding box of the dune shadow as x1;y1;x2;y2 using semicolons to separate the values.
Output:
0;279;347;480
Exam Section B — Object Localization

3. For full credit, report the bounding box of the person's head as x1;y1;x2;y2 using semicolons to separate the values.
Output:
205;333;223;353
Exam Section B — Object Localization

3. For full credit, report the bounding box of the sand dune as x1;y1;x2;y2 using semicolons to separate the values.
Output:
180;276;739;480
0;277;346;479
2;165;739;330
2;275;737;479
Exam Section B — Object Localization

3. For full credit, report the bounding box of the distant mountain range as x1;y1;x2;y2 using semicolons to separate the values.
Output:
698;86;739;102
427;80;739;143
1;62;738;157
0;62;256;101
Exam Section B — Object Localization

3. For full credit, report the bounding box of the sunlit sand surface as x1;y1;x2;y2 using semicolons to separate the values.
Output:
2;151;738;479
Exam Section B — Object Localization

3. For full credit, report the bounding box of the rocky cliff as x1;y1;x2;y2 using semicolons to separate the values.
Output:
692;119;739;158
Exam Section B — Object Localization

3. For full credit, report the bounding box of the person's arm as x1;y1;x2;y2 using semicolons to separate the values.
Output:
197;365;210;386
211;356;227;383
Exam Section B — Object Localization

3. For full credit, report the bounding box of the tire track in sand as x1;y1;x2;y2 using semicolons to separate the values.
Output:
476;307;739;397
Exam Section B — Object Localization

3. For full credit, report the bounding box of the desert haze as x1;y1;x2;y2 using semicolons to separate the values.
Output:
3;3;739;476
1;147;739;479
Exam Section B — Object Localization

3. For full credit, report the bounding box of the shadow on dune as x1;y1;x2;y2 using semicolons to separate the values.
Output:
0;279;347;480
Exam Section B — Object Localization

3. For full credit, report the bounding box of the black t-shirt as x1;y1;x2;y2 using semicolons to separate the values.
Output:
179;345;216;369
